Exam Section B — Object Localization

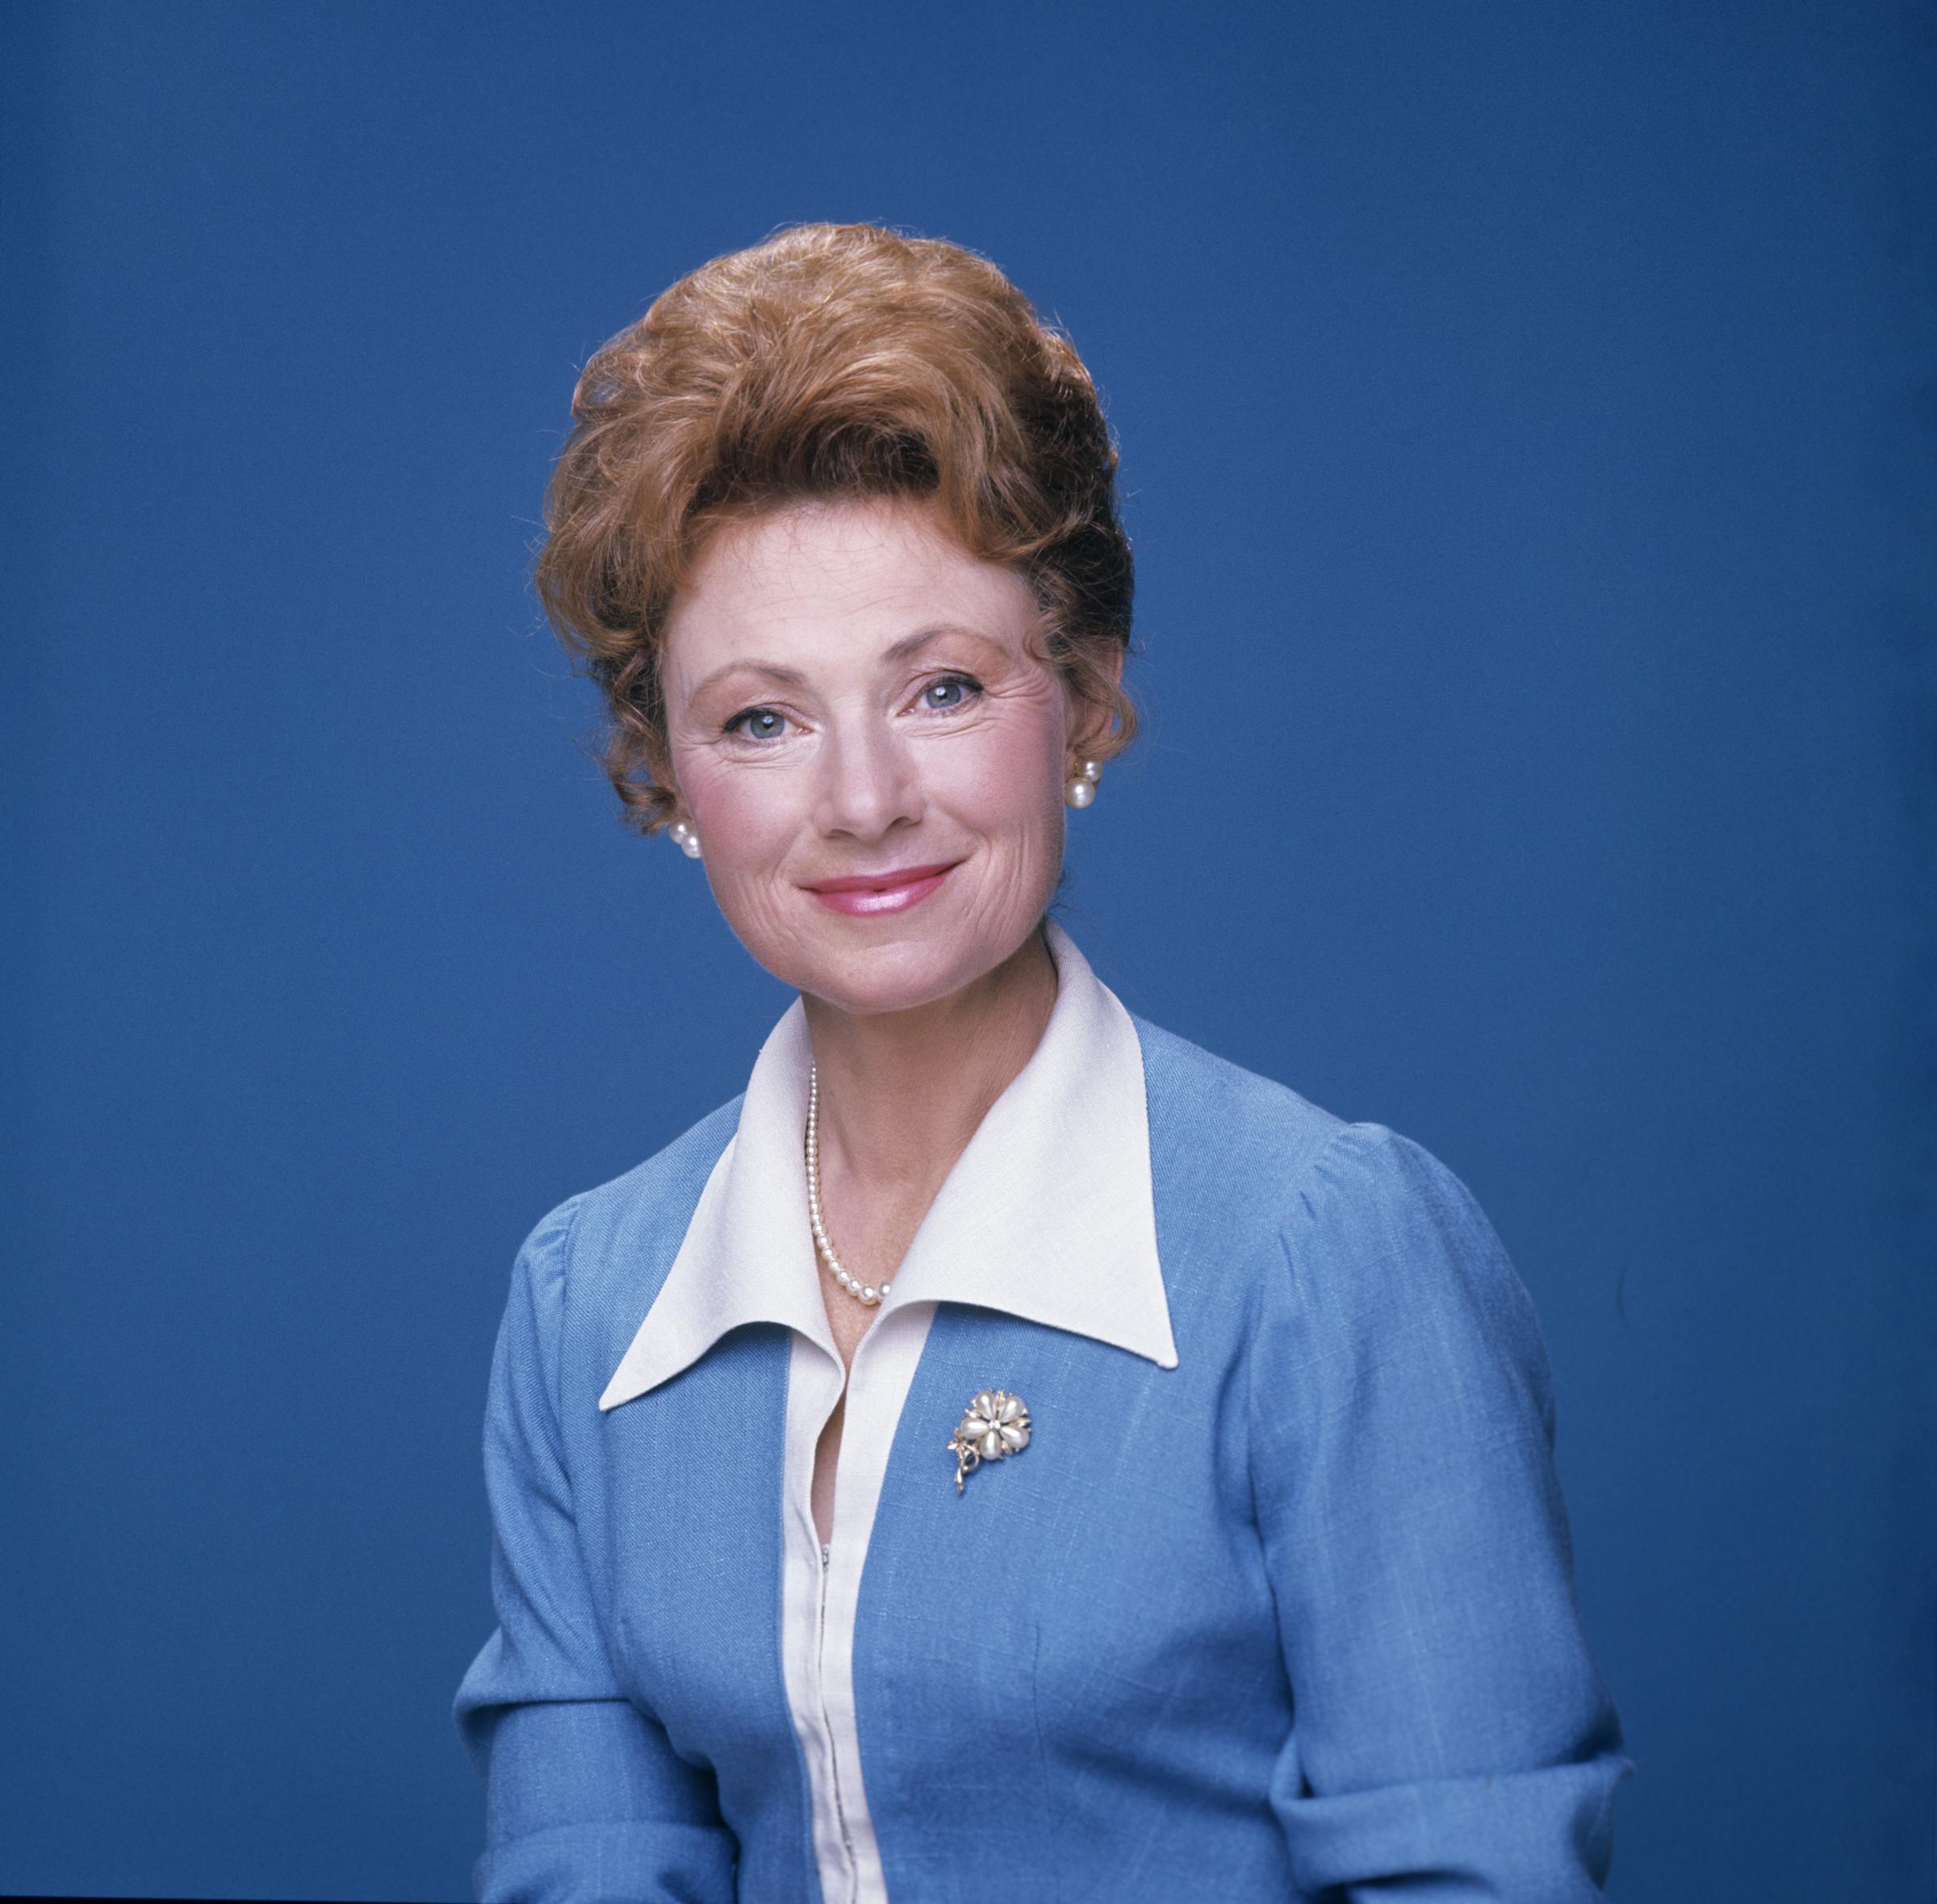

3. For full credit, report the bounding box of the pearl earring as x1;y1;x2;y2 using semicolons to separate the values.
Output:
667;817;702;860
1065;760;1102;809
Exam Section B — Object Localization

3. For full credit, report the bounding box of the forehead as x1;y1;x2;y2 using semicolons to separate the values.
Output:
663;498;1038;678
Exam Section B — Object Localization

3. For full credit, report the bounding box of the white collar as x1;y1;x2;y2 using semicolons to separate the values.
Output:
600;920;1177;1411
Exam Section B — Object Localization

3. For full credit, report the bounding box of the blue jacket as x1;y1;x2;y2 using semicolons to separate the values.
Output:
455;1015;1629;1901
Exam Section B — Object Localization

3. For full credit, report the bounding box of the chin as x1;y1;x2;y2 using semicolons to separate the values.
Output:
784;924;1019;1019
797;946;979;1017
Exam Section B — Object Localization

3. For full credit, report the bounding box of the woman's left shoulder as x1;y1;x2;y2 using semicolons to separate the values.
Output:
1132;1014;1546;1373
1132;1012;1350;1186
1133;1011;1483;1216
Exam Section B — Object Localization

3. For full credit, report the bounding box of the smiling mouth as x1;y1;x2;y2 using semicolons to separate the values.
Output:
802;860;961;917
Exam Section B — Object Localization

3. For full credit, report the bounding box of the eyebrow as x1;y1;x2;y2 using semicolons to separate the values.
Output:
685;625;1000;703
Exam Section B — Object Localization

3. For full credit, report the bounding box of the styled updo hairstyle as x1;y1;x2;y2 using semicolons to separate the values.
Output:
535;223;1137;833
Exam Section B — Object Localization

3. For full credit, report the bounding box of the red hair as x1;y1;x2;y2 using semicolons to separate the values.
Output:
535;223;1137;831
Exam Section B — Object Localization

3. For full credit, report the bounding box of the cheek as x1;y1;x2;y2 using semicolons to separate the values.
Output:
674;751;797;872
930;711;1066;839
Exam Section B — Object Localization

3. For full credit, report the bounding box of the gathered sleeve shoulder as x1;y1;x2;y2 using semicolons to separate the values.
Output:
453;1197;738;1904
1247;1120;1630;1900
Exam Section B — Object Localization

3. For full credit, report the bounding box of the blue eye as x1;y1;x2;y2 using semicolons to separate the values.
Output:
922;676;980;711
726;706;789;741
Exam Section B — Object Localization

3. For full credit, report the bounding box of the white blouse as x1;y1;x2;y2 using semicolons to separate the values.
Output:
597;923;1178;1904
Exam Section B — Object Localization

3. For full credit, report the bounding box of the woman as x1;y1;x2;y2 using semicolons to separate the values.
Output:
455;224;1628;1902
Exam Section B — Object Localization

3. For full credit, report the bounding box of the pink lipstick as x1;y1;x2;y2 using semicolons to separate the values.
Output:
803;860;960;917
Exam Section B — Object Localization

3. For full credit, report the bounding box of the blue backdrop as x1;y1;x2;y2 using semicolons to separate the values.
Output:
4;4;1931;1899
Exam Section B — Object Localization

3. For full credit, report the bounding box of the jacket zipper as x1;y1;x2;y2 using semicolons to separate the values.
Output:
814;1533;860;1896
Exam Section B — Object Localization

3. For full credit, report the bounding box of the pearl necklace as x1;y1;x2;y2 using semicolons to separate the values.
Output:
805;1063;890;1308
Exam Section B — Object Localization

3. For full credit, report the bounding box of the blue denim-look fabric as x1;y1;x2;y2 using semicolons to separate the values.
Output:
454;1017;1630;1902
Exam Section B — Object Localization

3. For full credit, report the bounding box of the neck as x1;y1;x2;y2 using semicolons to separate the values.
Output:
801;923;1059;1201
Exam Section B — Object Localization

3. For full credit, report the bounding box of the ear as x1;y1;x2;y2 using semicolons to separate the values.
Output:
1065;643;1127;761
641;722;685;822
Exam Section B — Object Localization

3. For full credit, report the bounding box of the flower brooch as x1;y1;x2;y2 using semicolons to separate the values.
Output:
948;1389;1031;1494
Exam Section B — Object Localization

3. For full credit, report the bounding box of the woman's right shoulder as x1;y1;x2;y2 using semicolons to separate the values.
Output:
505;1093;744;1317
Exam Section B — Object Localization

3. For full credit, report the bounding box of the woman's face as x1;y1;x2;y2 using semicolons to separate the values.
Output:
660;496;1089;1018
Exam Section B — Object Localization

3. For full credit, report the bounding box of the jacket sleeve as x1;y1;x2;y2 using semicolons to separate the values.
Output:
1251;1123;1631;1902
454;1200;738;1904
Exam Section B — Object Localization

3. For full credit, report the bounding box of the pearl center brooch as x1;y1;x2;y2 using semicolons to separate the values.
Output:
948;1389;1031;1494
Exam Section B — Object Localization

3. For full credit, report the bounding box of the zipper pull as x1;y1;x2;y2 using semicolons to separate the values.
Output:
821;1542;830;1569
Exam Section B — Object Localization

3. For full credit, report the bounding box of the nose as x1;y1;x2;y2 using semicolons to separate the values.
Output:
811;712;922;843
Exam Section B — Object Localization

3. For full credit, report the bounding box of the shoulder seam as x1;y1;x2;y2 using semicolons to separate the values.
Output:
535;1191;591;1437
1276;1118;1388;1248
